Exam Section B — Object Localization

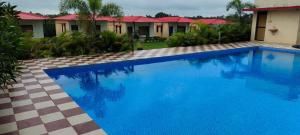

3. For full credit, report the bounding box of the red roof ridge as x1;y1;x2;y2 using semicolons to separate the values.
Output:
157;16;192;23
53;14;78;20
18;12;49;20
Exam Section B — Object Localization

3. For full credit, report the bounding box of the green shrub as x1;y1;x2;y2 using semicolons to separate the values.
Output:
99;31;117;52
166;23;251;47
49;32;70;57
220;23;251;43
66;32;91;56
166;33;186;47
116;34;132;51
0;2;22;90
195;23;219;44
0;55;21;90
16;30;132;59
19;33;41;59
46;32;90;57
183;32;198;46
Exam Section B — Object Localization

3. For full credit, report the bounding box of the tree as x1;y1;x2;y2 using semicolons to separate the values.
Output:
59;0;123;37
0;2;22;90
226;0;255;23
154;12;171;18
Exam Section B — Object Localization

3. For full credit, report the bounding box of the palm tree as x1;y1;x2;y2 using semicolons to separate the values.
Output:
59;0;123;37
226;0;255;23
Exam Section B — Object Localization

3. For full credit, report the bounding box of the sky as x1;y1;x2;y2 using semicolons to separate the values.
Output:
5;0;253;17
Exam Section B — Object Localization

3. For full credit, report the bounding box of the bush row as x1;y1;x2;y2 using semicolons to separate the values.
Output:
20;31;133;59
166;23;251;47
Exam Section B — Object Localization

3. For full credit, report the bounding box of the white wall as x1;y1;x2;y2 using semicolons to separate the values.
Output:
20;20;44;38
264;10;300;44
251;10;300;44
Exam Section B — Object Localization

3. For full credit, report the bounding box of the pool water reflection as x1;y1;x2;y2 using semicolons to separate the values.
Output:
46;49;300;135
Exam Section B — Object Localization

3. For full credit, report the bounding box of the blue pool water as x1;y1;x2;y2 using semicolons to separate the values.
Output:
46;47;300;135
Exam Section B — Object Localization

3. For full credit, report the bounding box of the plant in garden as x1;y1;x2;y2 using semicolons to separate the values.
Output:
0;56;21;90
166;23;251;47
0;2;22;90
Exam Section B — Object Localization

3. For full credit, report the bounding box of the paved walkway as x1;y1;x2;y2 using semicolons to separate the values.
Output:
0;42;288;135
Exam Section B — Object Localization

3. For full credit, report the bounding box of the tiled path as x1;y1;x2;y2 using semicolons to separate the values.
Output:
0;42;288;135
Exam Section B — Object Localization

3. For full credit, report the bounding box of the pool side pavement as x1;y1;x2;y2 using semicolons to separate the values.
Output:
0;42;279;135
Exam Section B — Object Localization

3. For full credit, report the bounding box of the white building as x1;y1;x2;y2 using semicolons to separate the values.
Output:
18;12;49;38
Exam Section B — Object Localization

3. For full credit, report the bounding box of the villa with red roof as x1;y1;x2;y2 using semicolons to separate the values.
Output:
121;16;161;38
54;15;166;38
18;12;49;38
244;0;300;45
53;14;230;38
157;17;193;37
54;15;152;36
54;14;118;35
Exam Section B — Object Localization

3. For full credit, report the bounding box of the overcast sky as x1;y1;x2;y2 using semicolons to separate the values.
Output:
5;0;253;17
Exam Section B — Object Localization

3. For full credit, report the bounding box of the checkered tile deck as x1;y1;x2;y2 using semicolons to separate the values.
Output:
0;42;285;135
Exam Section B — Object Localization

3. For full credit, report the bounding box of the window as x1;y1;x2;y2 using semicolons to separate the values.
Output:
71;25;78;31
177;26;186;33
21;25;33;33
61;23;66;32
127;26;133;35
139;26;149;36
96;25;101;32
115;25;122;34
156;25;163;33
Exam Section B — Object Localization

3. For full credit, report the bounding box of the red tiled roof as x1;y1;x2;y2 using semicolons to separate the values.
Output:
193;19;230;25
96;16;118;21
157;17;193;23
53;14;78;21
18;12;49;20
243;6;300;11
54;15;158;22
121;16;160;23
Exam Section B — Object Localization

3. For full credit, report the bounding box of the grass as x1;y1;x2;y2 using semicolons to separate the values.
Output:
135;41;169;50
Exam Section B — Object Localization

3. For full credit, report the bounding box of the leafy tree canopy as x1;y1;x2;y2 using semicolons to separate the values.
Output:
154;12;171;18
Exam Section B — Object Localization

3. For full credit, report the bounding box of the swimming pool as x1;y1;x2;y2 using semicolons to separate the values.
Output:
45;47;300;135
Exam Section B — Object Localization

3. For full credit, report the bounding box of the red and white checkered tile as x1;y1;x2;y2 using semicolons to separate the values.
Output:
1;42;269;135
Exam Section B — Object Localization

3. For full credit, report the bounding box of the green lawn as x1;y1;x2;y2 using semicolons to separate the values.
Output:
135;41;169;50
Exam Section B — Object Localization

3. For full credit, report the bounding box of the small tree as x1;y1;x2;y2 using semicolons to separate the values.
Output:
226;0;255;24
0;2;22;90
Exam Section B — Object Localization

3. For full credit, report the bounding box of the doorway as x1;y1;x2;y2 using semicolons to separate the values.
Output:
127;26;133;37
139;26;150;37
169;26;174;36
255;11;267;41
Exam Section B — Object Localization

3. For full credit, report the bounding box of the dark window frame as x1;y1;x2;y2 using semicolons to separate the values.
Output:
96;25;101;32
71;25;79;31
20;25;33;33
